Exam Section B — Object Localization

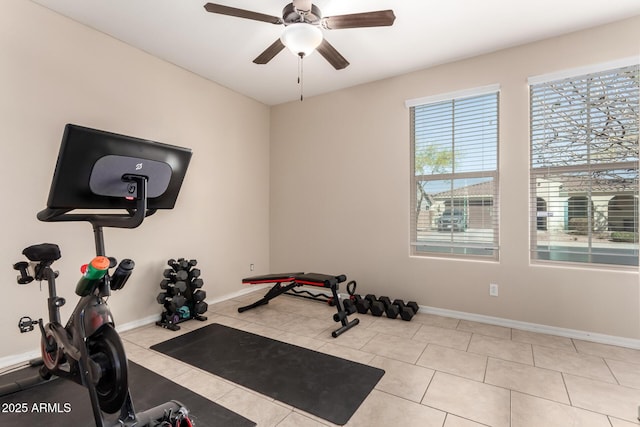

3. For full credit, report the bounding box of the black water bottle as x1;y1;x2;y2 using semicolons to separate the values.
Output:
110;259;135;291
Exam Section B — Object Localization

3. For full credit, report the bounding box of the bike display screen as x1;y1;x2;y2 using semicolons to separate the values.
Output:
44;124;192;210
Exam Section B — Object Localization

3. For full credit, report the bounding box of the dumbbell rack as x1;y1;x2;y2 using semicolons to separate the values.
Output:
156;258;208;331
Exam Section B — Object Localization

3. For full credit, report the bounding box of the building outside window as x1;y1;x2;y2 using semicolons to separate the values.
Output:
529;61;640;267
408;86;499;260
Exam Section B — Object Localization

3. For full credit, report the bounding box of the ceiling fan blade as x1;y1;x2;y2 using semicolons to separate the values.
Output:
253;39;286;64
203;3;283;25
322;10;396;30
292;0;313;13
316;39;349;70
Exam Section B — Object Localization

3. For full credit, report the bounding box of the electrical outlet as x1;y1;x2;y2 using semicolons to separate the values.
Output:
489;283;499;297
250;264;254;271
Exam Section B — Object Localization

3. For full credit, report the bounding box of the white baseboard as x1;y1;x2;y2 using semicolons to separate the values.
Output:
0;350;41;372
420;305;640;350
205;283;271;305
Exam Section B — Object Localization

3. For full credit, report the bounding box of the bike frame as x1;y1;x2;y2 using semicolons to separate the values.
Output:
34;175;184;427
37;260;130;427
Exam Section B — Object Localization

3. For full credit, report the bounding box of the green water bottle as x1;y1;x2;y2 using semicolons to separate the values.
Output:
75;256;110;296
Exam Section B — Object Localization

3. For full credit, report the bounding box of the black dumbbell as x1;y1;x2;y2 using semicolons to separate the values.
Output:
163;269;188;282
364;295;385;317
167;295;187;312
194;301;208;315
193;289;206;303
378;296;400;319
160;280;187;294
191;278;204;288
343;299;357;315
392;299;416;321
156;292;167;305
406;301;419;314
167;258;189;271
370;301;385;317
13;262;34;285
158;293;186;311
369;300;384;317
353;295;370;314
178;257;197;269
189;268;201;279
366;295;386;317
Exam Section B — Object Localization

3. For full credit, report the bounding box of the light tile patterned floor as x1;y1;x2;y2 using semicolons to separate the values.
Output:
120;289;640;427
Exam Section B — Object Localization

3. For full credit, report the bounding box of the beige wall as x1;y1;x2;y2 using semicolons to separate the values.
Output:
270;16;640;340
1;1;638;367
0;0;270;361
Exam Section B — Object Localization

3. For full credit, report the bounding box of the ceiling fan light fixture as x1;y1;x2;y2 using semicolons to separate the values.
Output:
280;23;323;57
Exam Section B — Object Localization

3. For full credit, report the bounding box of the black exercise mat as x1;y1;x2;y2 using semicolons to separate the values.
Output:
151;323;385;425
0;361;255;427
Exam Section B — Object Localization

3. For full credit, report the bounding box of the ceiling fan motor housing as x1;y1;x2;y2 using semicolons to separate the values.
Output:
282;3;322;25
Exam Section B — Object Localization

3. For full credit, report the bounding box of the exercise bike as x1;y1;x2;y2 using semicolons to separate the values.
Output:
11;178;192;427
5;124;194;426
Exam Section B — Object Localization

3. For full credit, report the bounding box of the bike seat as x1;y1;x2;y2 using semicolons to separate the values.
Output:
22;243;61;263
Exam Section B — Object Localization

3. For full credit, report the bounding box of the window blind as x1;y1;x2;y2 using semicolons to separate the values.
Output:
529;64;640;267
410;91;499;259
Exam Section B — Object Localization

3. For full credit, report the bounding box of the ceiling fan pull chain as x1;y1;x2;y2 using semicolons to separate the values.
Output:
298;52;304;101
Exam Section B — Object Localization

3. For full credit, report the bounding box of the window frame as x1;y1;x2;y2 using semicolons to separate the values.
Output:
407;85;500;261
528;60;640;269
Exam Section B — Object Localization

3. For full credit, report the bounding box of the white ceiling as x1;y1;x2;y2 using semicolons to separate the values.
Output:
31;0;640;105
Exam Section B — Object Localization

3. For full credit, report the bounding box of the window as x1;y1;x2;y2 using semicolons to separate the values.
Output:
529;62;640;267
408;86;499;259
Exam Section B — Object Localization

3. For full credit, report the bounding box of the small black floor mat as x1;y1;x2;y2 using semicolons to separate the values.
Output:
0;361;255;427
151;323;385;425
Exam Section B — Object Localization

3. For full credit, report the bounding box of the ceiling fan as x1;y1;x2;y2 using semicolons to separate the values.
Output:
203;1;396;70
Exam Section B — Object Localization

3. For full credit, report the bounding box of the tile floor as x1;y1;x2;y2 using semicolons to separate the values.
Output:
120;289;640;427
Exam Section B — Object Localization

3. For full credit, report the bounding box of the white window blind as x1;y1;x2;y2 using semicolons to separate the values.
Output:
529;64;640;267
410;90;499;259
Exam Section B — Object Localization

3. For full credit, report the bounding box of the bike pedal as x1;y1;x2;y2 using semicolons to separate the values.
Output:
18;316;39;333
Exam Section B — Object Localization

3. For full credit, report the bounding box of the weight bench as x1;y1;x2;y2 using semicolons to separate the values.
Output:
239;273;360;338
